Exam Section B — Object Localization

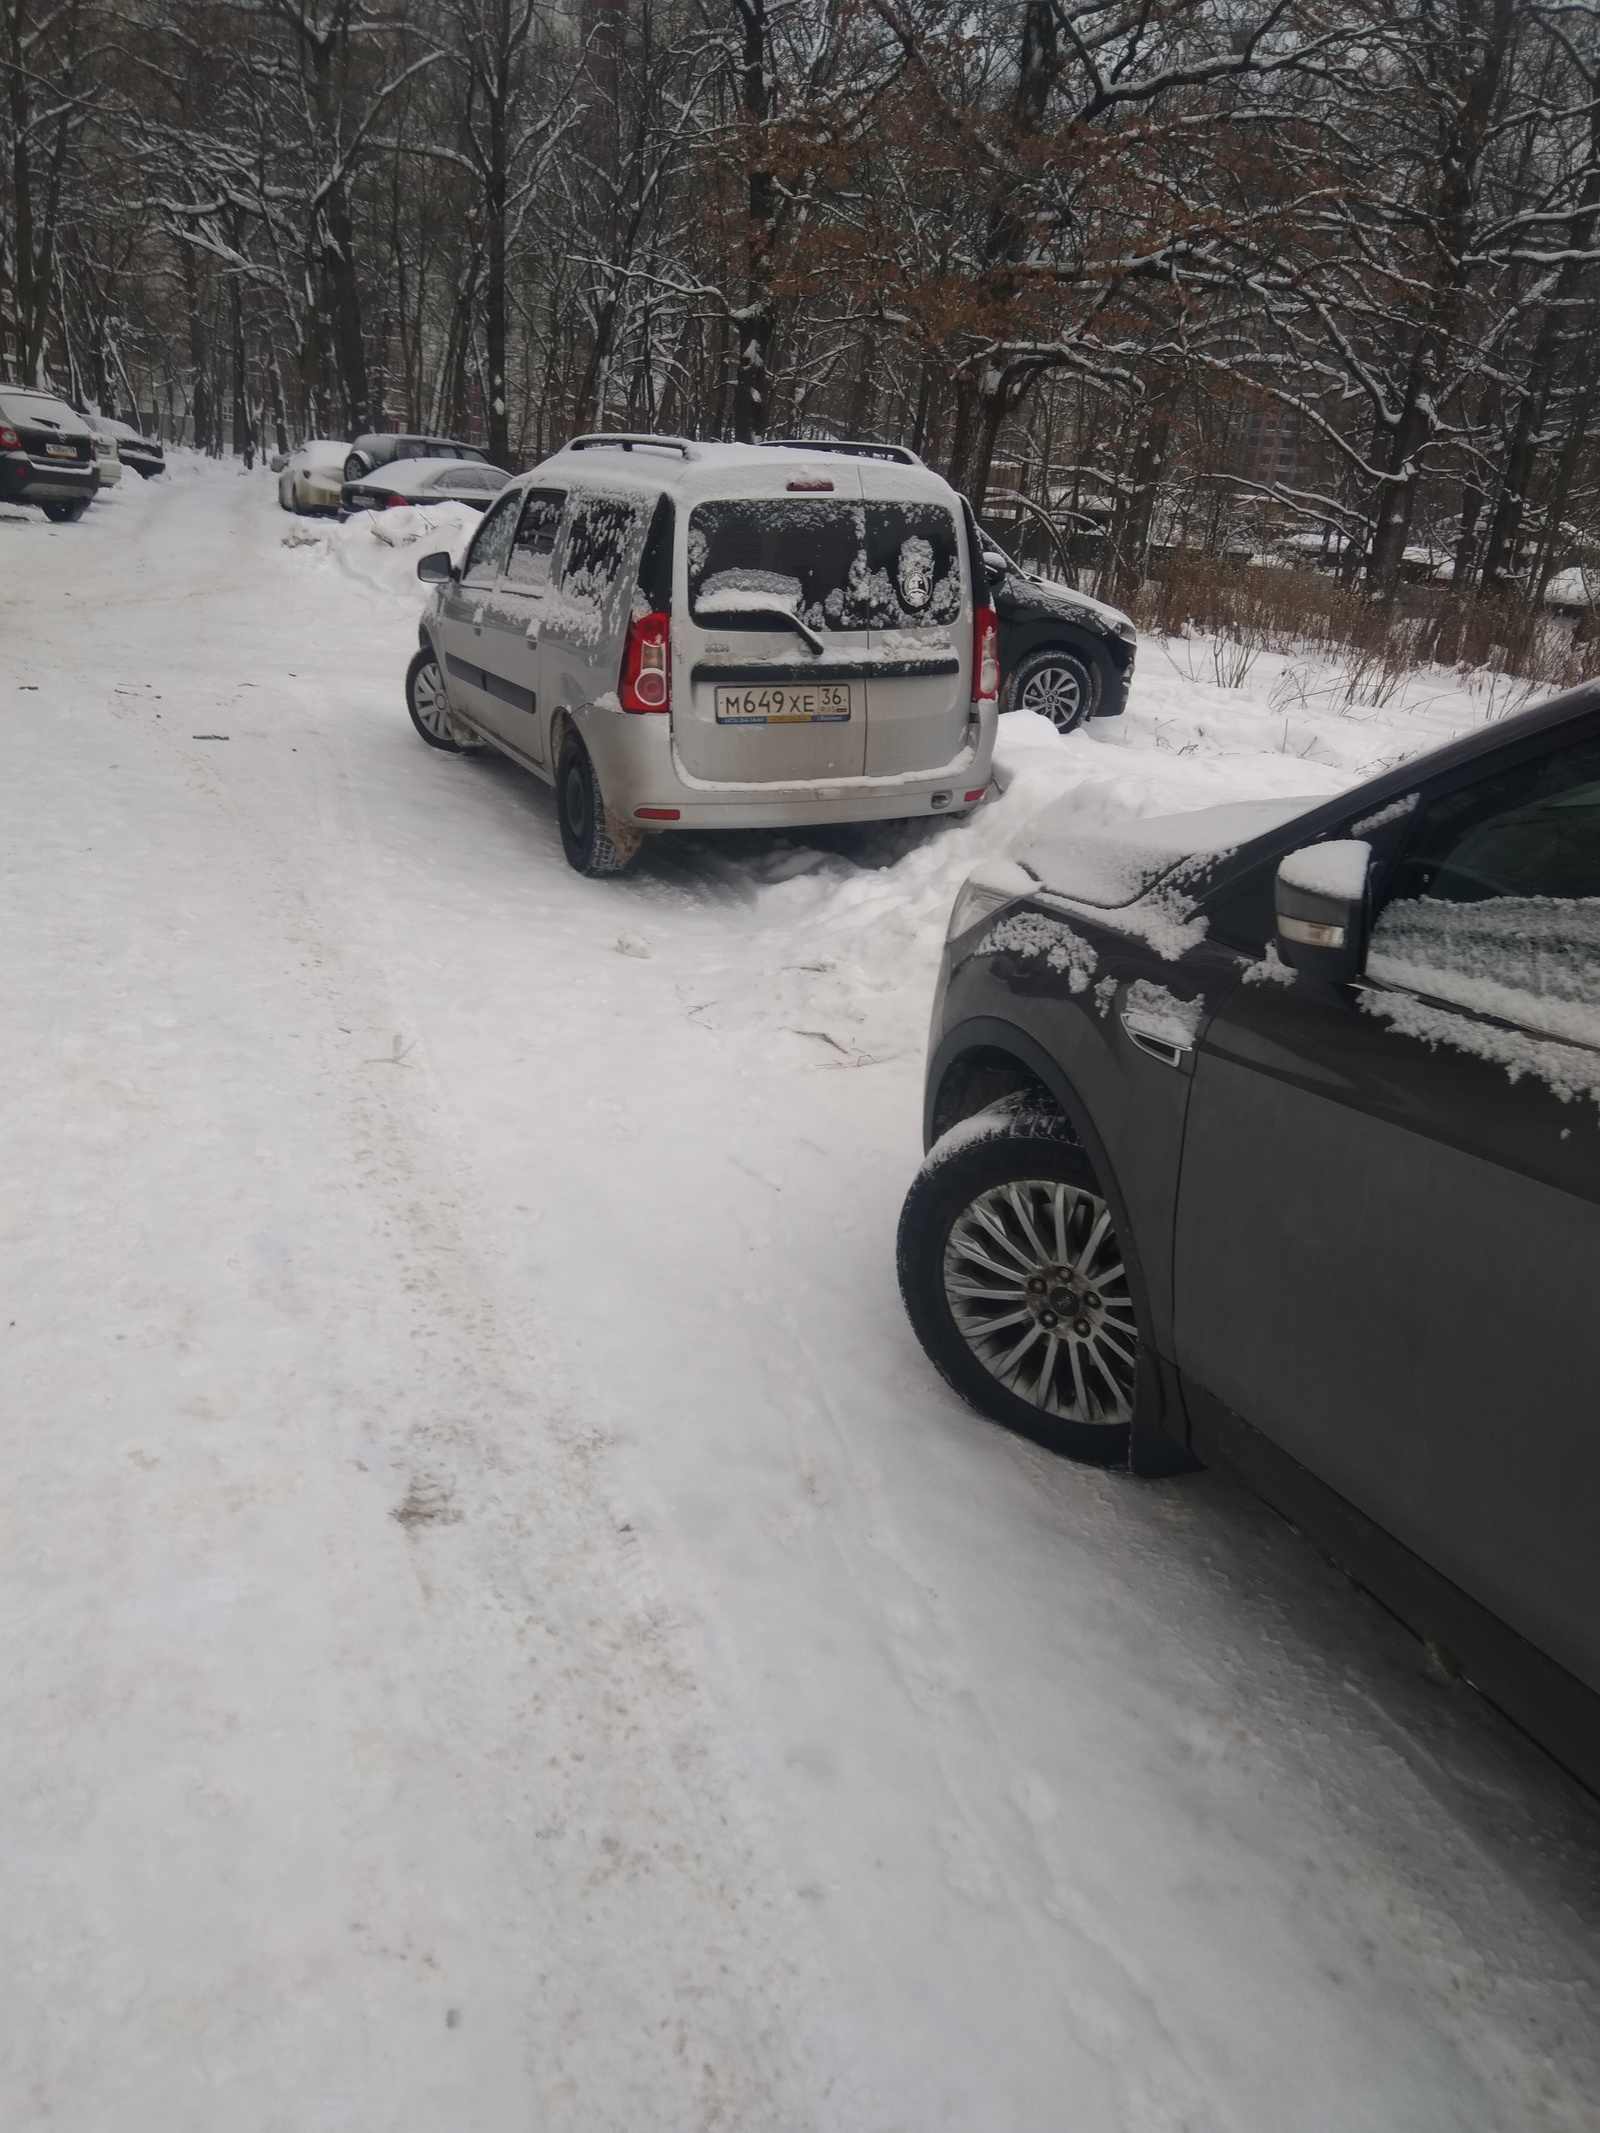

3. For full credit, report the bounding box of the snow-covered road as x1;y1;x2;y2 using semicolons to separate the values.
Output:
4;461;1599;2133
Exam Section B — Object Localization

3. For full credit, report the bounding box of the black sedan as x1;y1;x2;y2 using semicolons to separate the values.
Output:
107;418;165;478
0;385;97;519
975;529;1138;731
899;682;1600;1794
342;431;489;483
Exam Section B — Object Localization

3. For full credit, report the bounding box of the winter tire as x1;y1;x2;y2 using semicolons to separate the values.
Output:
406;646;476;753
42;499;88;524
556;732;632;876
1004;645;1098;733
897;1099;1140;1465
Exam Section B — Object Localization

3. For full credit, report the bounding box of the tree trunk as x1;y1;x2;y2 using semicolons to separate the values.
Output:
181;244;212;452
731;0;774;442
484;7;510;465
1366;0;1518;599
1479;105;1600;590
265;333;290;456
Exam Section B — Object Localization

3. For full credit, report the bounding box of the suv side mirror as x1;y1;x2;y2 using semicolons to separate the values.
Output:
417;549;457;584
1274;840;1372;984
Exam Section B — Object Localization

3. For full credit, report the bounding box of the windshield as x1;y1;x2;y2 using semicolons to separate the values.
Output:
688;498;962;632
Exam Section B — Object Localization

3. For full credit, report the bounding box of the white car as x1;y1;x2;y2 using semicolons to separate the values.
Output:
405;433;1000;875
340;456;510;516
84;415;122;486
276;439;348;514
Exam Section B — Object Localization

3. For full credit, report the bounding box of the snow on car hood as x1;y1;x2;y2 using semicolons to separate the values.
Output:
1013;793;1323;910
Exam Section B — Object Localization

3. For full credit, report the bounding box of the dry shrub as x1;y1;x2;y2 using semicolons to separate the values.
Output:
1127;554;1600;703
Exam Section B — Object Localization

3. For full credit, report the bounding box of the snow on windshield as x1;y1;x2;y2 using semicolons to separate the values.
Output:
688;499;962;632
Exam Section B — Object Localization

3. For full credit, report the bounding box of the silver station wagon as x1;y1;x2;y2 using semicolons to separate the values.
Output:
406;434;1000;874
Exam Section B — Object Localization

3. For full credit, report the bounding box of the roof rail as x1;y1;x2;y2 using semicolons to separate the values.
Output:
764;436;923;466
565;431;699;459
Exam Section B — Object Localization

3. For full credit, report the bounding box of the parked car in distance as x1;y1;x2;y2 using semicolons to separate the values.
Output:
341;456;510;517
342;431;489;483
898;680;1600;1795
975;526;1137;731
108;418;164;478
83;413;122;486
405;432;1000;876
275;439;348;513
0;385;98;519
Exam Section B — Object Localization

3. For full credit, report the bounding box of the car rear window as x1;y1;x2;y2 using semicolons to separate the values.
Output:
433;464;503;491
687;498;963;632
0;391;80;431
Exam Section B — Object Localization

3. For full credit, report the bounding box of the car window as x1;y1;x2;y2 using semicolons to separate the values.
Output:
1368;726;1600;1045
687;498;963;632
461;491;522;586
448;465;505;494
557;491;644;600
0;391;78;429
505;487;565;588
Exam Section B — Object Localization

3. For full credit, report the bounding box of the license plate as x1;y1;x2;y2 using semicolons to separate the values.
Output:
714;682;851;725
45;443;76;459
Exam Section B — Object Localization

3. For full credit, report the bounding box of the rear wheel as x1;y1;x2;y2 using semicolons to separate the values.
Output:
557;732;633;876
42;499;88;524
1005;645;1097;733
406;647;476;752
897;1100;1140;1464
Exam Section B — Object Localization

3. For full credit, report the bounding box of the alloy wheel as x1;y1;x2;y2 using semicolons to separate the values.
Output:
1018;660;1088;732
942;1176;1137;1424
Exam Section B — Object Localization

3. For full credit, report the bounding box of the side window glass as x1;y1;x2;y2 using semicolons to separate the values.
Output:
1369;727;1600;1045
552;490;653;645
461;492;521;586
505;487;566;589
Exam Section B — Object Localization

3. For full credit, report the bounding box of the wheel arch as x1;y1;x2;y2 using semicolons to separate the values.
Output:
926;1014;1196;1472
1004;627;1115;713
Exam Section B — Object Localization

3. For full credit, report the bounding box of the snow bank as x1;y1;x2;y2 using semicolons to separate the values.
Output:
282;500;483;603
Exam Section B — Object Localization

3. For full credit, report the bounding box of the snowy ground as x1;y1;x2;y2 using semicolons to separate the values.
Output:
4;459;1600;2133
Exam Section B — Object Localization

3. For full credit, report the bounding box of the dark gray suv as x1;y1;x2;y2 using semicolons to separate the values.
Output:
898;682;1600;1792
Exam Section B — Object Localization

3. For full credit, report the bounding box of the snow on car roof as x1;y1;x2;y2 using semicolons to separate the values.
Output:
528;435;962;509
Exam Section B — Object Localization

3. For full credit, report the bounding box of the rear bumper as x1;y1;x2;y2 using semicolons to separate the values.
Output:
0;452;96;503
581;700;998;831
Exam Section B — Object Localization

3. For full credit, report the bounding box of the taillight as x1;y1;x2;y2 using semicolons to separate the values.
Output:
384;491;409;508
0;423;19;450
972;606;999;701
619;610;670;712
